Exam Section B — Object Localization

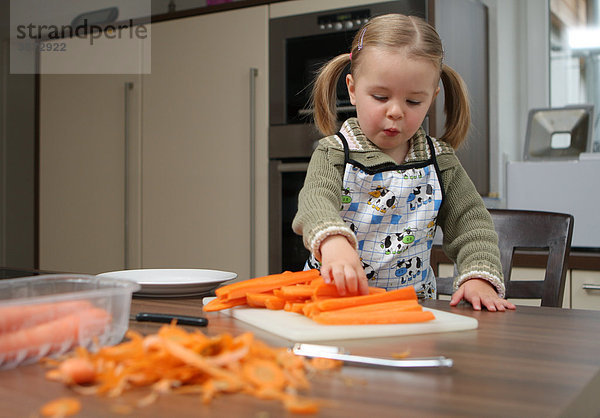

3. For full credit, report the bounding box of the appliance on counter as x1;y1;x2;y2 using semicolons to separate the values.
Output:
524;105;594;161
268;0;490;273
506;155;600;249
508;105;598;249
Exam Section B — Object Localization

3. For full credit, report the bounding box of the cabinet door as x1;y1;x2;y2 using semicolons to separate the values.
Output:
39;73;142;274
141;6;268;278
571;270;600;310
39;28;145;274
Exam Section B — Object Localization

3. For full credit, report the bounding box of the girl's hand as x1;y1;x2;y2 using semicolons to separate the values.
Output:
319;235;369;296
450;278;517;311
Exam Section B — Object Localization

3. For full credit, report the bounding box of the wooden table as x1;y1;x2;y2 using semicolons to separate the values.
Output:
1;299;600;417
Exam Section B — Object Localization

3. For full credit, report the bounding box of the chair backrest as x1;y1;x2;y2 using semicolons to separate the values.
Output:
436;209;574;307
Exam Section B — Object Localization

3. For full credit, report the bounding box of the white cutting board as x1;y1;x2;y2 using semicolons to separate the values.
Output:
203;298;477;342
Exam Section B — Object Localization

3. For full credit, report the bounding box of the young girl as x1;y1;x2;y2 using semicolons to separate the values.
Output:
292;14;515;312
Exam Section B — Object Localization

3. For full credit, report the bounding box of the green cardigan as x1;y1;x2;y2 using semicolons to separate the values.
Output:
292;118;505;297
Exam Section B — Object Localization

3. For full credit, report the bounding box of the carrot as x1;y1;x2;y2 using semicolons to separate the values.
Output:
282;395;320;415
202;296;247;312
246;292;275;308
279;285;314;300
309;357;343;371
243;358;287;390
0;307;110;361
302;302;321;318
288;302;307;314
264;296;286;310
0;300;94;333
308;276;325;287
45;323;335;415
39;397;82;417
215;270;320;301
321;300;421;315
312;283;386;299
315;287;417;312
57;357;96;385
312;309;435;325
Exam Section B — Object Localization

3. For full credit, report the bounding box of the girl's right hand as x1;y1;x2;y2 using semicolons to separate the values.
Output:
319;235;369;296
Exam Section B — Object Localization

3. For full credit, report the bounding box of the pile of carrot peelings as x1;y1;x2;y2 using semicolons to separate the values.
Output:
203;269;435;325
44;324;341;415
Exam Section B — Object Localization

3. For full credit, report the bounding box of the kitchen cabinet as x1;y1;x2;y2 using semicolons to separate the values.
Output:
39;5;269;278
434;255;600;310
39;71;142;274
141;6;268;278
570;270;600;311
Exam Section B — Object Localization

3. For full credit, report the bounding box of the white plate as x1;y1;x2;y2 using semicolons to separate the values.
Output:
97;269;237;297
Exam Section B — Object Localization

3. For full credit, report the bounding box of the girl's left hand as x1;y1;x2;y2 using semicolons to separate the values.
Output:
450;278;516;311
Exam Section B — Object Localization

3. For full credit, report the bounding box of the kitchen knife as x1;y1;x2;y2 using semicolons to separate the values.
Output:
292;343;453;368
130;312;208;327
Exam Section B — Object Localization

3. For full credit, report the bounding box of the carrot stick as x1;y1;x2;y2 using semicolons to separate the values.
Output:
215;270;320;301
0;307;110;361
301;302;319;318
322;300;421;315
279;285;314;300
202;296;247;312
246;292;275;308
309;277;325;287
289;302;307;314
315;287;417;312
312;309;435;325
0;300;94;334
312;283;386;299
39;397;82;417
264;296;286;310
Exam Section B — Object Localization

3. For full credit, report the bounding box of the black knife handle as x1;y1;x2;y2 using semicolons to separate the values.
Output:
135;312;208;327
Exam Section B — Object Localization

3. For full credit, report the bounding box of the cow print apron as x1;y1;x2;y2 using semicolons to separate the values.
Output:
306;132;443;298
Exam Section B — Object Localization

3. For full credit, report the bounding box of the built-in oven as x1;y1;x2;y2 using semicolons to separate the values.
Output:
268;1;429;273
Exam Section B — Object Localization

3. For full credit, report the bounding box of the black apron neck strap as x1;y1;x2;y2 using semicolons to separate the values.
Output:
335;132;351;163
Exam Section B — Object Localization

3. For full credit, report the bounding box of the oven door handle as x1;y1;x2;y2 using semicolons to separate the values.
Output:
277;162;310;173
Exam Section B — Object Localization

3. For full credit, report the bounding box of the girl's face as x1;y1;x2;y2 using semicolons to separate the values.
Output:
346;47;440;163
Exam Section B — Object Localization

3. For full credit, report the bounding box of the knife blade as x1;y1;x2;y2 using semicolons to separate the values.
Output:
292;343;453;368
130;312;208;327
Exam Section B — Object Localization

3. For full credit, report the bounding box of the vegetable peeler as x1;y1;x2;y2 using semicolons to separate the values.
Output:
292;343;453;368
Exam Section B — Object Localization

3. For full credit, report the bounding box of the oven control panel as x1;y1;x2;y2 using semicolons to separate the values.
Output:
317;9;370;31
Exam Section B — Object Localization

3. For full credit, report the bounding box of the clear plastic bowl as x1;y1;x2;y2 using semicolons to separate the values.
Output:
0;274;140;369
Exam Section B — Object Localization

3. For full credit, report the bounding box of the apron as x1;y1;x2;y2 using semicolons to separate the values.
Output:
306;132;444;299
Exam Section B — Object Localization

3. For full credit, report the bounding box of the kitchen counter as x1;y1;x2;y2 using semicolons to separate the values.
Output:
1;298;599;416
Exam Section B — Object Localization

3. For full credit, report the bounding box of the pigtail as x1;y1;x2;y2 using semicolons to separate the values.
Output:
440;64;471;149
311;53;352;136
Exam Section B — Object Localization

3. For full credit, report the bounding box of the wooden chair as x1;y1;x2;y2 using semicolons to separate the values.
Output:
435;209;574;307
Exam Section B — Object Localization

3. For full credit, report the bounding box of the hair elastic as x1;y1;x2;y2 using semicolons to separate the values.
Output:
349;52;353;60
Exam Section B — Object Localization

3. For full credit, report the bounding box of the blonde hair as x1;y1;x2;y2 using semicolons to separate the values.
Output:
311;14;470;149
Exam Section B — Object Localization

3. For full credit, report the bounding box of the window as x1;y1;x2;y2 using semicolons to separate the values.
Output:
550;0;600;152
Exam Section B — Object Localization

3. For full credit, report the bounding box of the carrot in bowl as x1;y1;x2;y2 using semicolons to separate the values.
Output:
0;300;94;334
0;307;111;362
